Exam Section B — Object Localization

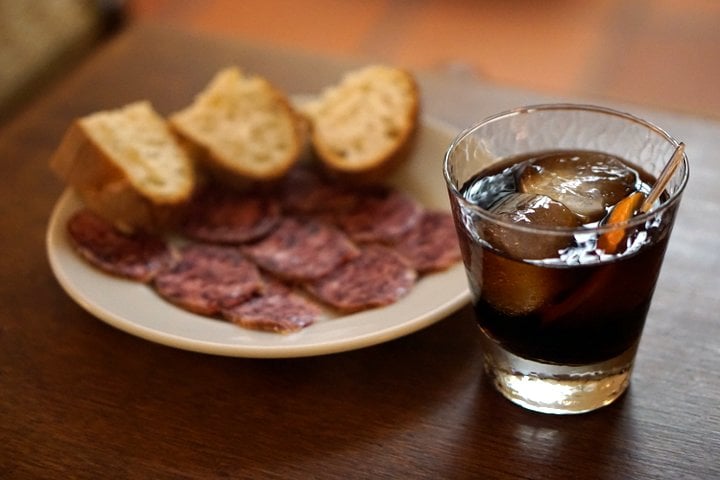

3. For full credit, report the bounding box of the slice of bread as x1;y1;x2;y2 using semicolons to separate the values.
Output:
301;65;420;180
169;67;306;183
50;101;196;232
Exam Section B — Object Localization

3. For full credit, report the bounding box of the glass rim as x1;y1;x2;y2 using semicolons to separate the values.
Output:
443;103;690;235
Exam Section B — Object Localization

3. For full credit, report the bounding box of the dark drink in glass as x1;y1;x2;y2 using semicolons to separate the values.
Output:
444;105;688;414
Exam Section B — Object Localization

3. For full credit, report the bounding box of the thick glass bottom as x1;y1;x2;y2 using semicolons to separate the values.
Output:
479;330;636;414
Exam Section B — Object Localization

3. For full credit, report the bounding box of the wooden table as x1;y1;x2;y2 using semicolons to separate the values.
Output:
2;24;719;479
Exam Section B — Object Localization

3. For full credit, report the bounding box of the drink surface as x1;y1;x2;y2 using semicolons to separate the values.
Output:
455;150;674;365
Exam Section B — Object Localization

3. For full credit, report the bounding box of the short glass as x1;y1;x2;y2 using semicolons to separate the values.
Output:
443;104;689;414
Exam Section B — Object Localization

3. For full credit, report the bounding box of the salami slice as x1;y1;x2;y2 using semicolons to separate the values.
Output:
279;166;360;215
222;278;322;333
305;244;417;312
242;217;360;282
393;211;462;273
335;187;423;244
153;244;262;315
66;209;170;282
180;188;281;244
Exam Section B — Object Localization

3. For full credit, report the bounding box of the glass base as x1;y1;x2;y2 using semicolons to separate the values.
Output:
479;331;636;415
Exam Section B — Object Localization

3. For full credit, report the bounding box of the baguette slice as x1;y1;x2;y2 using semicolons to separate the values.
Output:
169;67;306;183
50;101;196;232
302;65;420;180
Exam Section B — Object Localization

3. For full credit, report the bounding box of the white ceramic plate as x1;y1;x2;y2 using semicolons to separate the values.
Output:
46;116;471;358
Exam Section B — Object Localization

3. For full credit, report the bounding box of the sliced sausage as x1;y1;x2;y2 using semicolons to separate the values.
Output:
222;278;322;334
153;244;262;315
393;211;462;273
279;166;361;215
242;217;359;282
334;187;423;244
67;209;170;282
180;188;281;244
305;244;417;312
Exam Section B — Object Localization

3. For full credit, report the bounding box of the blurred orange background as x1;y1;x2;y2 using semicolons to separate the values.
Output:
127;0;720;119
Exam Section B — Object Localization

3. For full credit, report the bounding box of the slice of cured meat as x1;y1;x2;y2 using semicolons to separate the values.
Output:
242;217;359;282
279;166;361;215
180;187;281;244
153;244;262;315
222;278;322;333
305;244;417;312
66;209;170;282
334;187;423;244
393;211;462;273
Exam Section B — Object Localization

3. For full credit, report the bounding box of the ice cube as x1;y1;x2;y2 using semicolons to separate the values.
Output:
518;152;638;222
485;193;581;260
475;251;575;316
462;165;517;209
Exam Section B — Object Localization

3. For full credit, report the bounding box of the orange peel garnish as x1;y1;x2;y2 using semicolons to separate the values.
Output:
597;191;645;254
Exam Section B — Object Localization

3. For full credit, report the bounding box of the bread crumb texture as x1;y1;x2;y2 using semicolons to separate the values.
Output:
303;65;419;172
81;101;194;203
170;67;303;180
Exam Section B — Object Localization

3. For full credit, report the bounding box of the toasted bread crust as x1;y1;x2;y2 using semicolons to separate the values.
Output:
302;65;420;181
169;67;306;184
49;66;421;230
50;101;196;232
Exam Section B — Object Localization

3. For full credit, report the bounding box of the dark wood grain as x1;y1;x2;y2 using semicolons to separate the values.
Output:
1;24;719;479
